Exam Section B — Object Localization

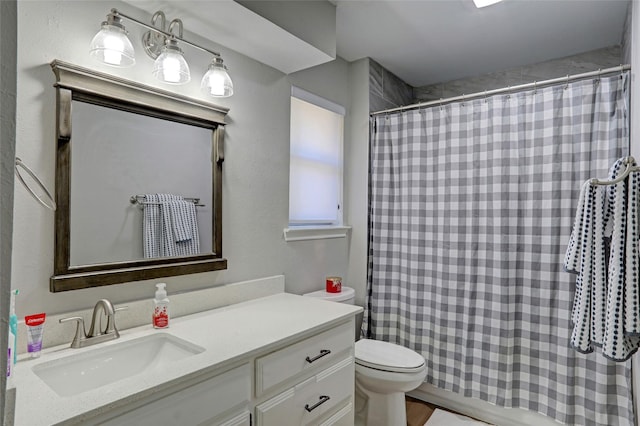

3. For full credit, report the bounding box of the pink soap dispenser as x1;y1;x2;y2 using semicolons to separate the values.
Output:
152;283;170;329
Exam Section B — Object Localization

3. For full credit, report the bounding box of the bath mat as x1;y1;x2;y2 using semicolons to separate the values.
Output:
424;408;492;426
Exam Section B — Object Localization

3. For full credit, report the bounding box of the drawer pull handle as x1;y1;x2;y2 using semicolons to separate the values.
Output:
305;395;331;412
305;349;331;363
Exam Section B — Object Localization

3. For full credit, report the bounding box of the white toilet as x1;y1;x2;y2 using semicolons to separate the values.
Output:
303;287;427;426
354;338;426;426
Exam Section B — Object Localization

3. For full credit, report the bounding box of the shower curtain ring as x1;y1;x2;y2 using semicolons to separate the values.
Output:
564;75;569;90
533;81;537;94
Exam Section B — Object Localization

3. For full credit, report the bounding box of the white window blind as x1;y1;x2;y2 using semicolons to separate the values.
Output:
289;87;344;225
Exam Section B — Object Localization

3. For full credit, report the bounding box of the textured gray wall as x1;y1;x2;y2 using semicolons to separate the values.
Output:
1;0;17;423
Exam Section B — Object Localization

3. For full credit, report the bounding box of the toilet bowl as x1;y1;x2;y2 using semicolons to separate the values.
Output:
302;287;426;426
354;339;426;426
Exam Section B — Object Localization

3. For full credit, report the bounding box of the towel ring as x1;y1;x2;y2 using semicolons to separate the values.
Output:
15;157;56;211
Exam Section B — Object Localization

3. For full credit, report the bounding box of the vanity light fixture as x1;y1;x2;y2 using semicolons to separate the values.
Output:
90;8;233;96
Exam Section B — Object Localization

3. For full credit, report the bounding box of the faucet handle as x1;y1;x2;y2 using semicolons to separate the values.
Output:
59;316;86;349
105;305;128;337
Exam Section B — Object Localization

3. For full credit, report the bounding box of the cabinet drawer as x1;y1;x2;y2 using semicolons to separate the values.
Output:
318;403;353;426
256;322;353;395
217;410;251;426
255;357;354;426
96;364;250;426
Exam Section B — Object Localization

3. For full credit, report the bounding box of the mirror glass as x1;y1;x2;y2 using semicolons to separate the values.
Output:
69;101;213;266
50;60;227;292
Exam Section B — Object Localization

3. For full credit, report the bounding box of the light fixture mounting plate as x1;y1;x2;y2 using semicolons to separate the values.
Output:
142;30;166;60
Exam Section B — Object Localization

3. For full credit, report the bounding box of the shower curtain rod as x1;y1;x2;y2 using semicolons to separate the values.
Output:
370;64;630;116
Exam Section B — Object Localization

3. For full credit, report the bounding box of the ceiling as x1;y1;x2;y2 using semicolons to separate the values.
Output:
124;0;630;88
336;0;630;87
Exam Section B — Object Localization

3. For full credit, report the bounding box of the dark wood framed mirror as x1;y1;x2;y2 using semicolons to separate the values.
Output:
50;60;228;292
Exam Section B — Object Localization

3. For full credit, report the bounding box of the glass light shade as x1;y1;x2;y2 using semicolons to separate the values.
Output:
152;40;190;84
89;21;135;67
200;58;234;98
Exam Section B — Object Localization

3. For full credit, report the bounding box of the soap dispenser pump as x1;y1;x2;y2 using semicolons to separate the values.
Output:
152;283;170;329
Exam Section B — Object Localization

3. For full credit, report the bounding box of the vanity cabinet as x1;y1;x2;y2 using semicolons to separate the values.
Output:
91;364;251;426
255;322;356;426
255;357;354;425
15;293;363;426
256;321;354;395
84;321;356;426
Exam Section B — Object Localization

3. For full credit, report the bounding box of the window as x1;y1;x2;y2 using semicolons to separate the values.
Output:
285;87;349;241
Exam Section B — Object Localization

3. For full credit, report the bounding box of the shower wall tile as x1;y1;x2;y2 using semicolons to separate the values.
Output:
383;68;413;108
621;1;632;66
370;92;398;114
369;58;413;113
414;46;622;103
441;71;523;100
520;46;623;89
413;84;444;102
369;45;623;111
370;59;384;98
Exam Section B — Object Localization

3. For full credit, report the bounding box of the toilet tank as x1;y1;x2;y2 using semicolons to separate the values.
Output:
303;286;355;304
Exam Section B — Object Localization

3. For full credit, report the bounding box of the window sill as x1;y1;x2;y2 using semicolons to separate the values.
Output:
283;226;351;242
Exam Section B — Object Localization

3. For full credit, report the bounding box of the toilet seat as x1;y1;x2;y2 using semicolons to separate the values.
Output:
355;339;425;373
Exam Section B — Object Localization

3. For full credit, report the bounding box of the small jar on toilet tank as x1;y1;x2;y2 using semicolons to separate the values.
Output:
326;277;342;293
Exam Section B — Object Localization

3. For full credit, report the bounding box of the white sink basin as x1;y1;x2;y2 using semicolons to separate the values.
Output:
32;333;205;397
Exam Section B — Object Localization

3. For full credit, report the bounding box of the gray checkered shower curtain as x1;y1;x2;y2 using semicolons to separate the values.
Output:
363;72;633;425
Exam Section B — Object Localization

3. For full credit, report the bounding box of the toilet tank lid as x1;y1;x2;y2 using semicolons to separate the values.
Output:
303;286;355;302
355;339;425;370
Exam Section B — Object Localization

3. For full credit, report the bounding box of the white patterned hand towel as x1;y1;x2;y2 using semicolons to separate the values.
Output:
170;200;194;243
157;193;200;257
170;199;200;256
143;193;162;258
142;194;201;258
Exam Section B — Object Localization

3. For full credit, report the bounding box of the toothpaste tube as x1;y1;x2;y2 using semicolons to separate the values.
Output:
25;313;46;358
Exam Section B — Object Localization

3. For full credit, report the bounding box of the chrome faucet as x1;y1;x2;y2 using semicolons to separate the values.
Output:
60;299;128;348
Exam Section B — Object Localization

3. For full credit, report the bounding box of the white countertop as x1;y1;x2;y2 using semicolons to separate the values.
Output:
13;293;362;426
